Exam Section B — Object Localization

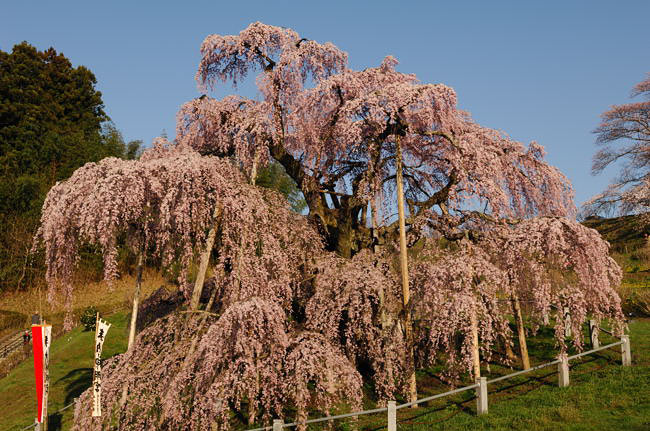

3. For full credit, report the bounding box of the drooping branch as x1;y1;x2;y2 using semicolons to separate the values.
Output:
584;73;650;217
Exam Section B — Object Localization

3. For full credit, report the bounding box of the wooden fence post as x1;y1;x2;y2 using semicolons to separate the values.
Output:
621;335;631;366
589;320;599;349
476;377;488;415
387;400;397;431
558;355;569;388
273;419;283;431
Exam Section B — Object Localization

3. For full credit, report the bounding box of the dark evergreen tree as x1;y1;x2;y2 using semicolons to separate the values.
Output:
0;42;129;290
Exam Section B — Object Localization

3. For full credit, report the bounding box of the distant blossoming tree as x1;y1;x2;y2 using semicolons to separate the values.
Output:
584;73;650;218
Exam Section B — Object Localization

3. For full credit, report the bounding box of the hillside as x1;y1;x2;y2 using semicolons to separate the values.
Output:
583;215;648;249
0;312;129;431
584;214;650;316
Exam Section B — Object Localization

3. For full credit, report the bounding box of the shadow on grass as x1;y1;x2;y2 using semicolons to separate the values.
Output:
48;412;63;431
42;368;93;430
57;367;93;405
364;355;618;431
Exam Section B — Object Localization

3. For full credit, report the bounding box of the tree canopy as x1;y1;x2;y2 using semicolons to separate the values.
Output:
0;42;110;212
0;42;138;290
178;22;574;257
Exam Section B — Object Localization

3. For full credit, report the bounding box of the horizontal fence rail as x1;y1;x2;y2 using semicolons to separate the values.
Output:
567;340;623;361
487;358;561;384
1;334;25;359
396;382;479;410
21;399;77;430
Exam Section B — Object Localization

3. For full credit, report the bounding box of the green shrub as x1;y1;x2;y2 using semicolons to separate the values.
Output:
80;306;99;331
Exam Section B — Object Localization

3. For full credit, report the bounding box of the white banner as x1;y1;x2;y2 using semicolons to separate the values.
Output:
92;317;111;417
42;325;51;423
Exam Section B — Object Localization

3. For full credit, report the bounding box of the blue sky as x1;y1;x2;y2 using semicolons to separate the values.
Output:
2;1;649;206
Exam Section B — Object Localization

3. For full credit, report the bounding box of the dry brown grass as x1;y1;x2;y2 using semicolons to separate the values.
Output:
0;269;168;335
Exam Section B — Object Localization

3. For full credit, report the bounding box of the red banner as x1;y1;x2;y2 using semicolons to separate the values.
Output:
31;324;51;423
31;325;44;423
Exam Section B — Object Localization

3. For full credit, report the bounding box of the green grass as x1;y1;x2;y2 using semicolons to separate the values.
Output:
0;318;648;431
0;312;129;431
373;319;650;431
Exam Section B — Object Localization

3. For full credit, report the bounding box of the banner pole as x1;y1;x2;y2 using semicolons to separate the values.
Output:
94;312;99;347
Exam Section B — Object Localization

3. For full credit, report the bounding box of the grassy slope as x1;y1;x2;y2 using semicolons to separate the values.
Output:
0;312;128;431
380;319;650;431
584;215;650;316
1;315;647;431
583;215;650;283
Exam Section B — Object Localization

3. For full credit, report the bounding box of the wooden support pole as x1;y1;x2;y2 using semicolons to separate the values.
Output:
558;355;569;388
387;400;397;431
564;307;572;338
476;377;488;415
395;137;417;406
589;319;599;349
471;310;481;379
504;339;516;361
272;419;283;431
127;252;144;350
190;205;222;310
250;147;261;186
621;335;631;366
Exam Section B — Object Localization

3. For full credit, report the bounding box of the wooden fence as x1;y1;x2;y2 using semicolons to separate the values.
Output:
19;323;631;430
250;332;631;431
0;331;25;360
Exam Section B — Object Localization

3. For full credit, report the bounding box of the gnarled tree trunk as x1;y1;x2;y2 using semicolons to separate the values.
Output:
511;294;530;370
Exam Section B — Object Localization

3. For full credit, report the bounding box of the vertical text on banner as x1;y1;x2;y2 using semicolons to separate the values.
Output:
92;316;111;417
